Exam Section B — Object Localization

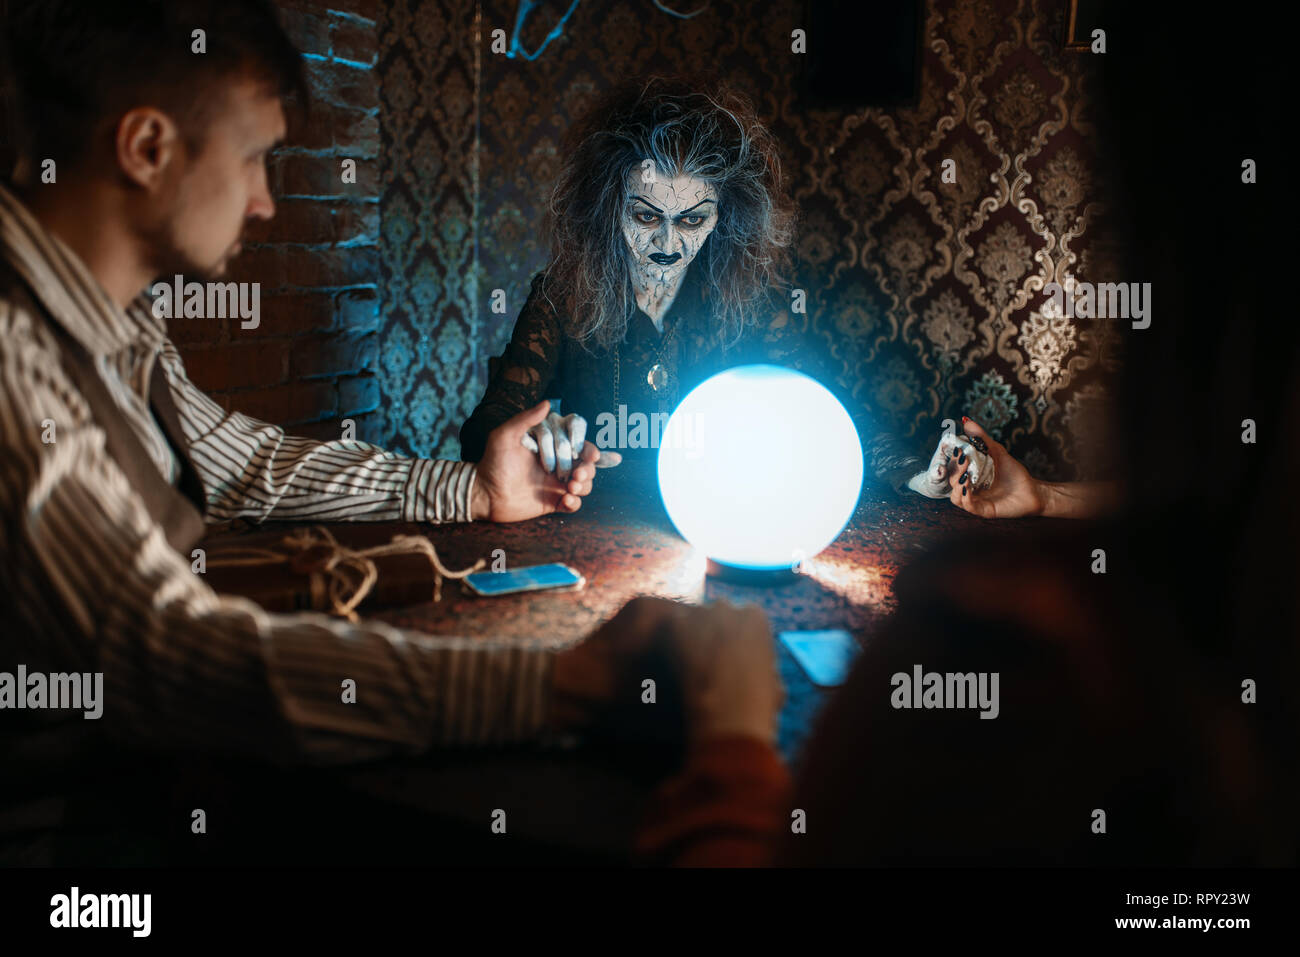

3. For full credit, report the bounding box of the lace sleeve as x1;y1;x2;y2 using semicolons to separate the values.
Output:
459;273;565;462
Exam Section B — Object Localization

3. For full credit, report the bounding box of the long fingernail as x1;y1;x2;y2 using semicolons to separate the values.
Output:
962;485;968;496
960;472;968;484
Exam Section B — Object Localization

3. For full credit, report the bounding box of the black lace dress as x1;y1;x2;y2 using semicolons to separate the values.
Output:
459;265;923;488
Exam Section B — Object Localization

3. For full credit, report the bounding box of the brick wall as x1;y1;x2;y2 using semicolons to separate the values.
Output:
176;0;382;442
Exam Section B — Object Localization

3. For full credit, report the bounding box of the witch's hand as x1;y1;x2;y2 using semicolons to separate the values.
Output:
521;412;620;480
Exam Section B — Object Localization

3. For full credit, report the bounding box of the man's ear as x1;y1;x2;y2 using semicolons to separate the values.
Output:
115;107;183;190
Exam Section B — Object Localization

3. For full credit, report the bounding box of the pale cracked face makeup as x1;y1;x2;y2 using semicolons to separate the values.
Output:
621;165;719;301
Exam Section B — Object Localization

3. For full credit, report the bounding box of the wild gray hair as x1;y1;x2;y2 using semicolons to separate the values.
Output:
543;75;795;352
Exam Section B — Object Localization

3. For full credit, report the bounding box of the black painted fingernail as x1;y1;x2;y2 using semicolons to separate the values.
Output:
962;485;968;496
960;471;968;484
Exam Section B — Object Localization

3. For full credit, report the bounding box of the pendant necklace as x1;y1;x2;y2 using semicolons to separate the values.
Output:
613;311;678;409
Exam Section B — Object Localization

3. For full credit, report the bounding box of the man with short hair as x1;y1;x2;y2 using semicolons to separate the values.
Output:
0;0;763;865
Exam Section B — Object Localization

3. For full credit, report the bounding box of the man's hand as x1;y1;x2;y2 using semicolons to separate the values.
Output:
668;601;782;746
472;400;604;522
946;417;1045;518
550;596;783;747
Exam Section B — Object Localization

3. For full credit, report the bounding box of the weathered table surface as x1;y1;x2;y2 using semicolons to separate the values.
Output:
201;464;1045;860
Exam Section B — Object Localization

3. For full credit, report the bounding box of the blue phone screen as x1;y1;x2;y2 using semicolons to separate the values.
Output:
465;563;582;596
779;630;858;687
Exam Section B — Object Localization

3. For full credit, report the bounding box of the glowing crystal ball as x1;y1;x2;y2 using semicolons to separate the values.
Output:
657;364;864;571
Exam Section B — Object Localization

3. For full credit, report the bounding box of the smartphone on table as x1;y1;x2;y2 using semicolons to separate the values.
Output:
463;563;585;597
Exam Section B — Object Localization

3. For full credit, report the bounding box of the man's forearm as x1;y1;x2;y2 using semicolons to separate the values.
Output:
157;339;478;524
4;368;551;761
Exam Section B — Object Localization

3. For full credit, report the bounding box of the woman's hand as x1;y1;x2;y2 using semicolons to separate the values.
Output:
946;417;1046;519
522;411;621;481
947;417;1122;519
908;427;995;498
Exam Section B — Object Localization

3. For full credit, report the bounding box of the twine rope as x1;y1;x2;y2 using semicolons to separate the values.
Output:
207;526;486;622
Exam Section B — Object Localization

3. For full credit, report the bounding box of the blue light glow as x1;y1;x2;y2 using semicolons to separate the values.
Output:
657;364;864;571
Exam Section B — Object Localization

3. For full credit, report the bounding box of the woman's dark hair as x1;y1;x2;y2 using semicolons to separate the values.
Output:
543;75;795;351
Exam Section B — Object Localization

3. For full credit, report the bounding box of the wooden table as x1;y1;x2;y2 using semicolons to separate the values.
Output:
201;463;1045;862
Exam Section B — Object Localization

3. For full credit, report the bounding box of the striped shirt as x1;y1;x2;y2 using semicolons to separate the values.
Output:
0;182;556;779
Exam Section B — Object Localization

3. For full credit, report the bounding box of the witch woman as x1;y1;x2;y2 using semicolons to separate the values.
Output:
460;76;925;489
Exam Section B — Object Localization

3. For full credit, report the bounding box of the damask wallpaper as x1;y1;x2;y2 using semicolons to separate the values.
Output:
375;0;1122;480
